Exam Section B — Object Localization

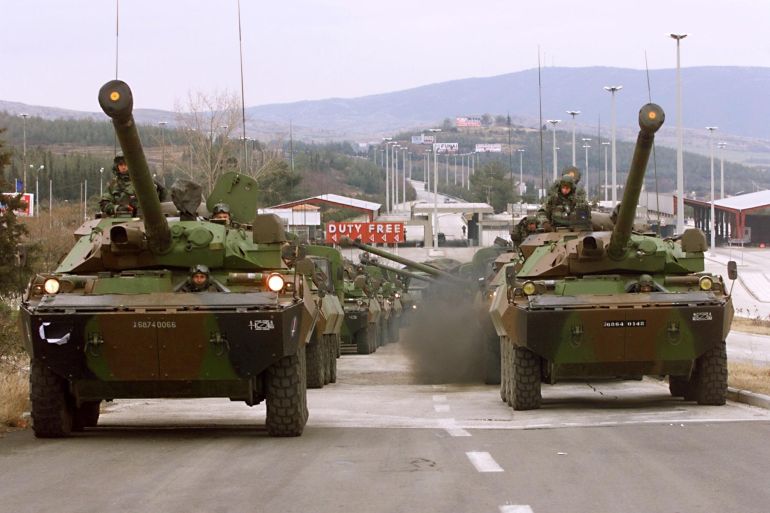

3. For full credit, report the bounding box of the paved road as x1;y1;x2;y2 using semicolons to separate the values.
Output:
2;344;770;513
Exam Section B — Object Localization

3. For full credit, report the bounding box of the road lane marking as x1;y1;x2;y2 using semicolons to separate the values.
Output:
438;418;471;437
499;506;534;513
432;394;447;402
434;404;450;413
466;451;503;472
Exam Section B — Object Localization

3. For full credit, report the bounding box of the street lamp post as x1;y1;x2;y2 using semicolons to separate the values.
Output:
32;165;44;215
718;142;726;199
670;33;688;234
20;113;29;193
604;85;622;206
402;147;407;210
706;126;718;250
517;149;525;196
547;119;561;182
383;139;391;214
433;148;439;248
566;110;580;166
581;137;591;194
158;121;168;177
601;142;610;202
99;167;105;197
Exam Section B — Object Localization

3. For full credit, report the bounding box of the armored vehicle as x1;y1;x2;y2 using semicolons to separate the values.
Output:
20;80;316;437
340;260;382;355
490;103;735;410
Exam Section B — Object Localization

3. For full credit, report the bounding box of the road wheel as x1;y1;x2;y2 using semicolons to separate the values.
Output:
668;376;689;397
72;401;101;431
500;337;510;403
266;343;308;437
485;335;501;385
355;327;372;355
30;359;73;438
305;337;326;389
512;346;542;410
326;334;338;384
693;340;728;406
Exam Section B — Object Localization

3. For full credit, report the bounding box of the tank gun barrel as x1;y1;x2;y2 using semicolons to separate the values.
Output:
608;103;665;259
340;237;464;284
359;256;435;283
98;80;171;254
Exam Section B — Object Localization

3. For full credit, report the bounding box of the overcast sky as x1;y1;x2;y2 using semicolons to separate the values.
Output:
2;0;768;112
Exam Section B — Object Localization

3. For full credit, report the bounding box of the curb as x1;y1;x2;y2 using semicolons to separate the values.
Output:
728;387;770;410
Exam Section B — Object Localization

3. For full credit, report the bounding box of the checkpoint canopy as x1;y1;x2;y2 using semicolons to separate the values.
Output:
268;193;381;221
326;222;405;244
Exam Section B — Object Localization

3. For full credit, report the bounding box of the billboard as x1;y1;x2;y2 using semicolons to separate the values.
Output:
0;192;34;217
432;142;459;154
325;222;405;244
475;143;502;153
411;134;436;145
456;116;481;128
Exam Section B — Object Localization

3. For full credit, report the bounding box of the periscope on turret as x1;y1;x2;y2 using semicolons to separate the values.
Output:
489;103;736;411
19;80;318;438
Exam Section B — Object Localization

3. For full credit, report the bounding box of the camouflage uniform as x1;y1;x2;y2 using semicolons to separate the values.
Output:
99;160;138;217
544;174;589;228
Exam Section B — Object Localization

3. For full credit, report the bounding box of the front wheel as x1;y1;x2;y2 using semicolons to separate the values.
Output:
512;346;542;411
30;359;73;438
305;337;326;389
265;344;308;437
72;401;101;431
692;340;728;406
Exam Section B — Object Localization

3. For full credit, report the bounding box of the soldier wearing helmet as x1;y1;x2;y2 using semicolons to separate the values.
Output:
544;173;589;228
211;203;231;223
99;154;167;217
178;264;215;292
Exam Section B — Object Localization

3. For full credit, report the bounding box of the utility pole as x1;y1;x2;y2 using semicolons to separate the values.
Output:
566;110;580;166
670;33;688;234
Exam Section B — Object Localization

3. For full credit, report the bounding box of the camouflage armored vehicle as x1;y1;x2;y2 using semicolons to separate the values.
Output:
339;259;383;355
19;80;317;437
490;103;735;410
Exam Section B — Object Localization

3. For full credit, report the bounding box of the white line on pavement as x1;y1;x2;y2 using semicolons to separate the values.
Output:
437;418;471;437
432;394;447;402
466;451;504;472
434;404;450;413
499;506;534;513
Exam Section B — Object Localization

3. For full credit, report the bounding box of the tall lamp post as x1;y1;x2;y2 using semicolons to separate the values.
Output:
99;167;105;197
706;126;718;250
603;85;622;206
547;119;561;182
32;164;44;215
601;141;610;202
581;139;591;196
670;33;688;234
382;138;392;213
20;113;29;193
433;147;439;248
517;148;525;196
718;142;726;199
402;147;407;209
566;110;580;166
158;121;168;177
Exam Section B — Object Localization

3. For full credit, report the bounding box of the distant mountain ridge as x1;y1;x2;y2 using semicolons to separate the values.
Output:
3;66;770;141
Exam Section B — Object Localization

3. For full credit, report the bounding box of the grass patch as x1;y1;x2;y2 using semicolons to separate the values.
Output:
729;361;770;396
0;359;29;430
732;316;770;336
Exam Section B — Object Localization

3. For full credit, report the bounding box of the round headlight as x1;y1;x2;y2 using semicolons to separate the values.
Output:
699;276;714;291
267;273;285;292
522;281;537;296
395;293;401;299
43;278;60;295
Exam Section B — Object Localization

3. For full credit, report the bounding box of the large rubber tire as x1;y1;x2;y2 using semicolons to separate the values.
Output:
325;334;337;384
512;346;542;411
72;401;101;431
693;340;728;406
265;344;308;437
500;337;510;404
485;335;501;385
355;327;373;355
668;376;689;398
305;337;326;389
30;359;73;438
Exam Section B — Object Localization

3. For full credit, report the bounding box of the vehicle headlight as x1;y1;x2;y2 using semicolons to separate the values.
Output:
395;293;401;299
699;276;714;291
43;278;60;295
267;273;286;292
522;281;537;296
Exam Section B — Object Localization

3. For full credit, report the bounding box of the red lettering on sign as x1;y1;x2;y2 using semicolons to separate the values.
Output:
325;222;405;244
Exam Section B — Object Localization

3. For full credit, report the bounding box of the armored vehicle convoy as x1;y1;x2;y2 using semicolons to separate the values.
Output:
340;260;382;355
20;80;316;437
490;103;735;410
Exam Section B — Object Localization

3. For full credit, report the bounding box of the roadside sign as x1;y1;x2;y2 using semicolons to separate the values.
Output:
326;221;405;244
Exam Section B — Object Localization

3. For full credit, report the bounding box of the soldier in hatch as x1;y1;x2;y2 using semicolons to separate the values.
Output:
177;265;217;292
211;203;232;223
543;174;590;228
99;155;167;217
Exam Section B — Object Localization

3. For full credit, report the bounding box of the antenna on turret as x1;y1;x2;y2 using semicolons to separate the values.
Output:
645;51;662;233
113;0;120;156
537;46;545;197
237;0;248;173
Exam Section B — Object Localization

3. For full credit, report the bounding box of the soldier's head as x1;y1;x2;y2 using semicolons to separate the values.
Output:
638;274;654;293
189;264;211;291
563;166;581;184
559;174;575;197
112;155;128;176
212;203;231;222
526;216;538;233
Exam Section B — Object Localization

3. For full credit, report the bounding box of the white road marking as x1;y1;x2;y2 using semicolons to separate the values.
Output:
499;506;534;513
466;451;504;472
437;418;471;437
432;394;447;402
434;404;450;413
